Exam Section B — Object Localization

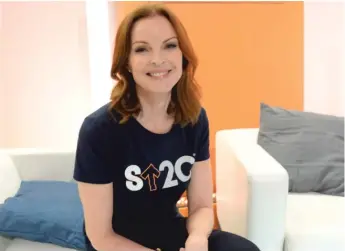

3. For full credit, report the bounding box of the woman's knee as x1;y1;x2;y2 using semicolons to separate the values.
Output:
208;230;260;251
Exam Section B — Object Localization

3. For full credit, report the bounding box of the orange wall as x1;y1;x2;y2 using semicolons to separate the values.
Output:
112;2;304;192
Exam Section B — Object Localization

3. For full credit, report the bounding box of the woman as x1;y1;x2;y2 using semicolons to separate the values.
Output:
73;3;260;251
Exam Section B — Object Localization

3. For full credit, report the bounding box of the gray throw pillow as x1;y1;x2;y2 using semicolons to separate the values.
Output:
257;103;344;196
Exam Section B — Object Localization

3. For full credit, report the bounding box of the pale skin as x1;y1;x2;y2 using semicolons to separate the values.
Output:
77;14;214;251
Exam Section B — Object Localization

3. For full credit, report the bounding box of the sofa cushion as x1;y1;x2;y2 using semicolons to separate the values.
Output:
0;235;12;251
284;193;344;251
6;238;77;251
0;153;21;204
0;181;85;250
257;103;344;196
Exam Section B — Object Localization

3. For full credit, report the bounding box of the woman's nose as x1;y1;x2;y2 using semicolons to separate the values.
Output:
150;52;166;66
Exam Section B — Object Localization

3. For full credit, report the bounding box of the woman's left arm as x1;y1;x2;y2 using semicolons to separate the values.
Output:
186;158;214;238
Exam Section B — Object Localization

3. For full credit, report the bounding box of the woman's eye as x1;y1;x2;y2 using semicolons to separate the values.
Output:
134;47;147;53
166;43;177;49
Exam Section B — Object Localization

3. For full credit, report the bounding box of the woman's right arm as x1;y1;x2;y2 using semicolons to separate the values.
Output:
78;181;153;251
73;117;154;251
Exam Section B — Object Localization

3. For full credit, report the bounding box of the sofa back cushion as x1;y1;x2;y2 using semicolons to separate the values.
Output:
9;151;76;181
257;103;344;196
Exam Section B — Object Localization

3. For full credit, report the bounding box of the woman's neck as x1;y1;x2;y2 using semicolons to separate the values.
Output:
137;89;172;121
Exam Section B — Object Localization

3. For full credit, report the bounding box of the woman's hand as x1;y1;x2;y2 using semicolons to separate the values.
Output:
180;234;208;251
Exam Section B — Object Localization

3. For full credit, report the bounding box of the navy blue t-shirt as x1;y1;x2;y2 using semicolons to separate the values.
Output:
73;103;210;249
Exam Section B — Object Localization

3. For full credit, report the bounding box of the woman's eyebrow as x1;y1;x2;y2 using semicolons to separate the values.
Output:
132;36;177;45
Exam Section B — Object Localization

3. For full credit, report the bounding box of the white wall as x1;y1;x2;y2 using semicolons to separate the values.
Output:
304;2;345;117
85;0;113;111
0;3;6;147
0;2;92;149
108;1;117;55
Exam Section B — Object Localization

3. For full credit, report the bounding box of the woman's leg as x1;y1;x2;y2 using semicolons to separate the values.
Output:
208;230;260;251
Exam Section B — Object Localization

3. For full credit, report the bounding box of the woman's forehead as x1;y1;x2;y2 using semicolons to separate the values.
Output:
131;16;177;44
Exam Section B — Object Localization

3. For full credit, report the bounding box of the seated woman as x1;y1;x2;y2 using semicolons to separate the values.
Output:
73;3;261;251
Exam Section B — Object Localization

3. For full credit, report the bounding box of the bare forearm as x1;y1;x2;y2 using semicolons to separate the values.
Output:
92;231;154;251
187;207;214;237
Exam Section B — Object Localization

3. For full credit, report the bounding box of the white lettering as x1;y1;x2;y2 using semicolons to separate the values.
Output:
125;165;144;191
175;155;194;182
159;160;178;189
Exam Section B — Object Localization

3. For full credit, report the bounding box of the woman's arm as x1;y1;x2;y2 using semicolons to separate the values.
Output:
77;182;154;251
186;159;214;238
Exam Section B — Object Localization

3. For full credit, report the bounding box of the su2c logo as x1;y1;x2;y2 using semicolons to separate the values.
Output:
125;155;195;192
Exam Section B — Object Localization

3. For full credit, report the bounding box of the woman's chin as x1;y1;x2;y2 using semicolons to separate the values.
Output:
139;81;177;93
148;84;175;94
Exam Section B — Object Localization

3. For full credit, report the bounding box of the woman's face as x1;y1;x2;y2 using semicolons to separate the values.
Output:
128;15;183;94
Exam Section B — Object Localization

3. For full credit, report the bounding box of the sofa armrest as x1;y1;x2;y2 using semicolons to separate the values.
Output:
0;149;76;182
216;129;288;251
0;153;21;204
0;235;12;251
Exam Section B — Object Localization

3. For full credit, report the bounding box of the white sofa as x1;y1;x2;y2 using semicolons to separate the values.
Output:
0;128;344;251
216;128;344;251
0;149;77;251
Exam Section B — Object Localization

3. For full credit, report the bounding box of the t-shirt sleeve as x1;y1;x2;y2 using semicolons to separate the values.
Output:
195;108;210;162
73;117;115;184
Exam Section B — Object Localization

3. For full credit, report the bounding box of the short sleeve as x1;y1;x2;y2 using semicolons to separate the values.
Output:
73;117;115;184
195;108;210;162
